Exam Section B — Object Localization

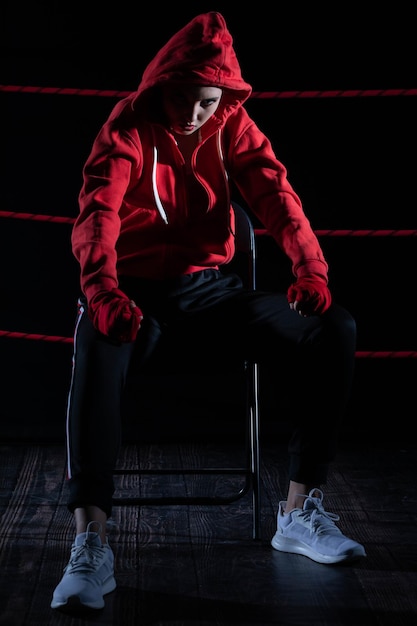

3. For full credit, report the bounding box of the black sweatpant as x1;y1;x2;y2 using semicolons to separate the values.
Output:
65;269;356;518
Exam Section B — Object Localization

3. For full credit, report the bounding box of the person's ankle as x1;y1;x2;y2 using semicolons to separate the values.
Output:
285;483;317;512
74;507;108;543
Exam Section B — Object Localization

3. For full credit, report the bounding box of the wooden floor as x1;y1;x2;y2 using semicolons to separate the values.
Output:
1;439;416;626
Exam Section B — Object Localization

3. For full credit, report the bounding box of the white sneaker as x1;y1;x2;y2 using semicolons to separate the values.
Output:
271;489;366;564
51;521;116;610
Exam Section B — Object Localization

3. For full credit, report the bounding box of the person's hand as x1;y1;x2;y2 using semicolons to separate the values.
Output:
88;288;143;342
287;277;332;316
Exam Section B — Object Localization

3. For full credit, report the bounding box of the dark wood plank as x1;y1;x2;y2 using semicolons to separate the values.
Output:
1;442;417;625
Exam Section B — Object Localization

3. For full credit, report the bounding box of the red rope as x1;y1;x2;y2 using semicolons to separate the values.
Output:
256;228;417;238
355;351;417;359
314;229;417;237
0;330;73;344
0;210;75;224
1;85;417;99
252;89;417;99
0;330;415;357
1;212;416;237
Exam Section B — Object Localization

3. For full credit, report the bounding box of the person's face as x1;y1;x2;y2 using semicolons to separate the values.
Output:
162;85;222;135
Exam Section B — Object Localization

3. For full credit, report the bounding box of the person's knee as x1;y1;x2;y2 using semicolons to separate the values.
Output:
326;303;356;342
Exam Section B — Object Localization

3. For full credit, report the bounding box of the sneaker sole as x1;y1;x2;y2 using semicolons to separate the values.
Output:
51;576;117;610
271;534;366;565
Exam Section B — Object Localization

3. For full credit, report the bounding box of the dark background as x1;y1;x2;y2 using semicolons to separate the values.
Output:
1;2;416;442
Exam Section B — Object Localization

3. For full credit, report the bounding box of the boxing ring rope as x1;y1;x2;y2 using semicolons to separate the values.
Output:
0;328;415;359
1;211;417;239
2;85;417;99
2;84;416;358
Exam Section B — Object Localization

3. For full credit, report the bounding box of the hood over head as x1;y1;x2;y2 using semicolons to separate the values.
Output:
132;12;252;114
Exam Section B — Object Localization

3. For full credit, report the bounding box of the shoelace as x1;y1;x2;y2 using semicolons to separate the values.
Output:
66;541;107;574
297;490;341;535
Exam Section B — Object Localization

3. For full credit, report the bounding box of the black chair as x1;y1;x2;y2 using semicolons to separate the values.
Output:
113;203;261;539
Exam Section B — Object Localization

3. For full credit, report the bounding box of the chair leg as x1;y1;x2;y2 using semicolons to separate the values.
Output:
249;362;261;539
113;361;261;540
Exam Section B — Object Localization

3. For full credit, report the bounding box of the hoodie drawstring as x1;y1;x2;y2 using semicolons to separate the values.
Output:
152;145;169;224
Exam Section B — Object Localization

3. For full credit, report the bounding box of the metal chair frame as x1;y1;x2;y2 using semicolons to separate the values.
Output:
113;202;261;539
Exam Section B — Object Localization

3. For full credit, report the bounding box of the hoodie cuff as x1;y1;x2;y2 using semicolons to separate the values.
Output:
293;259;329;283
83;278;119;306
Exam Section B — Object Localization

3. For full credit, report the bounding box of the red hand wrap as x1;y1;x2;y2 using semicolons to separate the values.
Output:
88;288;143;342
287;277;332;316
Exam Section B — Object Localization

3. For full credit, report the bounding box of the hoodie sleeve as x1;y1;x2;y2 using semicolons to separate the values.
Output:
226;109;329;283
71;103;141;304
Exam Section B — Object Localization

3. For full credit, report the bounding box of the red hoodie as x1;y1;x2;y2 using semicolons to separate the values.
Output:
73;11;328;305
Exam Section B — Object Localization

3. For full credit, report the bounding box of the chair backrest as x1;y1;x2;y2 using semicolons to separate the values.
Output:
230;202;256;291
